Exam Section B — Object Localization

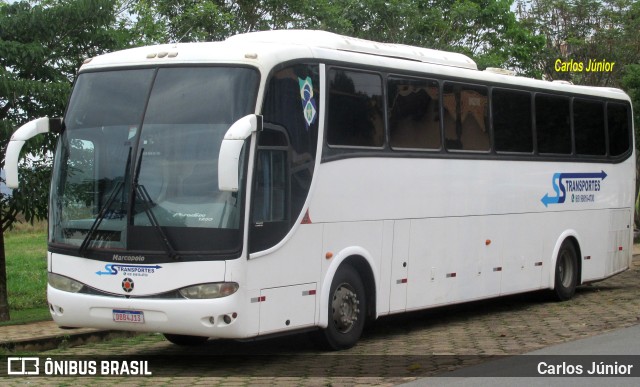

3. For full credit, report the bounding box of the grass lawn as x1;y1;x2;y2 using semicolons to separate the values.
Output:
2;221;50;324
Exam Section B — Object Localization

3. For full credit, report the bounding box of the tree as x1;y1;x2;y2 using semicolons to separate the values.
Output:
516;0;640;86
0;0;132;321
133;0;317;42
620;64;640;226
517;0;640;224
134;0;544;74
310;0;544;74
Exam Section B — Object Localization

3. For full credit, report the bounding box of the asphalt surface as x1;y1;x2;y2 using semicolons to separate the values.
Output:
403;324;640;386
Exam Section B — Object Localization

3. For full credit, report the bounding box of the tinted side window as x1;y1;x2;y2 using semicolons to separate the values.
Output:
253;149;287;223
443;82;489;151
388;77;441;149
574;99;605;156
492;89;533;153
536;94;571;154
328;69;384;147
608;103;631;157
252;64;320;253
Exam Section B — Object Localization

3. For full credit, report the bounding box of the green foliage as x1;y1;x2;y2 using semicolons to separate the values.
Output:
409;0;545;73
0;0;133;231
2;158;52;232
621;64;640;225
0;0;135;321
621;64;640;132
517;0;640;86
4;229;47;311
133;0;544;74
134;0;316;42
0;307;51;327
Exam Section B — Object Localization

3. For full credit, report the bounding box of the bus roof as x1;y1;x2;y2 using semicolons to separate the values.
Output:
226;30;478;70
79;30;630;102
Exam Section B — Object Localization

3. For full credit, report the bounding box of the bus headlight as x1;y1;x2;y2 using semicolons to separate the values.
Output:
48;273;84;293
179;282;239;299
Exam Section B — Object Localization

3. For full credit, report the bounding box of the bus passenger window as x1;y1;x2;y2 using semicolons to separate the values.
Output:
608;103;630;157
252;64;320;253
493;89;532;153
388;77;441;150
443;82;489;151
327;69;384;147
536;94;571;154
574;99;605;156
253;149;287;223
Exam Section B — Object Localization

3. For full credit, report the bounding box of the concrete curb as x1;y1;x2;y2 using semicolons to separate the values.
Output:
0;329;139;352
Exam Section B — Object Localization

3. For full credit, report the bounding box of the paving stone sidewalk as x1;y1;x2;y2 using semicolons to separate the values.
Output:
0;320;136;352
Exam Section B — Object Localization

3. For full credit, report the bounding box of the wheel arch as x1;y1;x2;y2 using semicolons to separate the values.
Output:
549;231;583;289
318;247;378;328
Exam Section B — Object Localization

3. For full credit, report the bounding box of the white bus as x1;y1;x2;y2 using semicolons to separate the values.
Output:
5;30;635;350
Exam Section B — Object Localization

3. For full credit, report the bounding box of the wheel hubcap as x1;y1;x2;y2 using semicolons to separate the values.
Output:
332;283;360;333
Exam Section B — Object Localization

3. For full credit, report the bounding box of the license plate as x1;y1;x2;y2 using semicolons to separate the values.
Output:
112;309;144;324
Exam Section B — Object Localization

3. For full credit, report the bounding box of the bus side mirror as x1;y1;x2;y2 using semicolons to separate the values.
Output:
218;114;262;192
5;117;61;189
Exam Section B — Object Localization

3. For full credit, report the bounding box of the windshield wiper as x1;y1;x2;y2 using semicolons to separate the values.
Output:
78;180;124;256
133;148;180;261
78;147;132;256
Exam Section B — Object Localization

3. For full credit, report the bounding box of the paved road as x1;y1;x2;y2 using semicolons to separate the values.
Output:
2;259;640;386
403;324;640;387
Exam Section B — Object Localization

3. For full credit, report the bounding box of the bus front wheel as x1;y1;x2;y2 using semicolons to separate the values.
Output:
315;264;367;350
552;241;578;301
163;333;208;346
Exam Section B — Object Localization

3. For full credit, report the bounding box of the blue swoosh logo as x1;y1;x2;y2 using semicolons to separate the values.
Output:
96;264;163;276
541;171;607;207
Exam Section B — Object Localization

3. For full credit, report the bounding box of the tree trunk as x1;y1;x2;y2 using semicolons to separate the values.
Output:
0;226;10;321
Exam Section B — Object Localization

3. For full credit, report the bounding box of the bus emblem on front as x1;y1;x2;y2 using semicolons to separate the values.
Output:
122;277;135;293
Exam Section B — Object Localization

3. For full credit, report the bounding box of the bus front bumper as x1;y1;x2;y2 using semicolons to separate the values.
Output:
47;286;253;339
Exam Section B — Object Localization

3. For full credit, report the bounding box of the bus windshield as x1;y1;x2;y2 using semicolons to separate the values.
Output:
49;67;259;260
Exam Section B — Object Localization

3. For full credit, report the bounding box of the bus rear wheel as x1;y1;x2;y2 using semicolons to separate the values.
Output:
552;241;578;301
163;333;208;346
315;264;367;350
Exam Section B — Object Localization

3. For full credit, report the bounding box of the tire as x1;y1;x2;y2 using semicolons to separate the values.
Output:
314;264;367;350
552;241;579;301
163;333;208;346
